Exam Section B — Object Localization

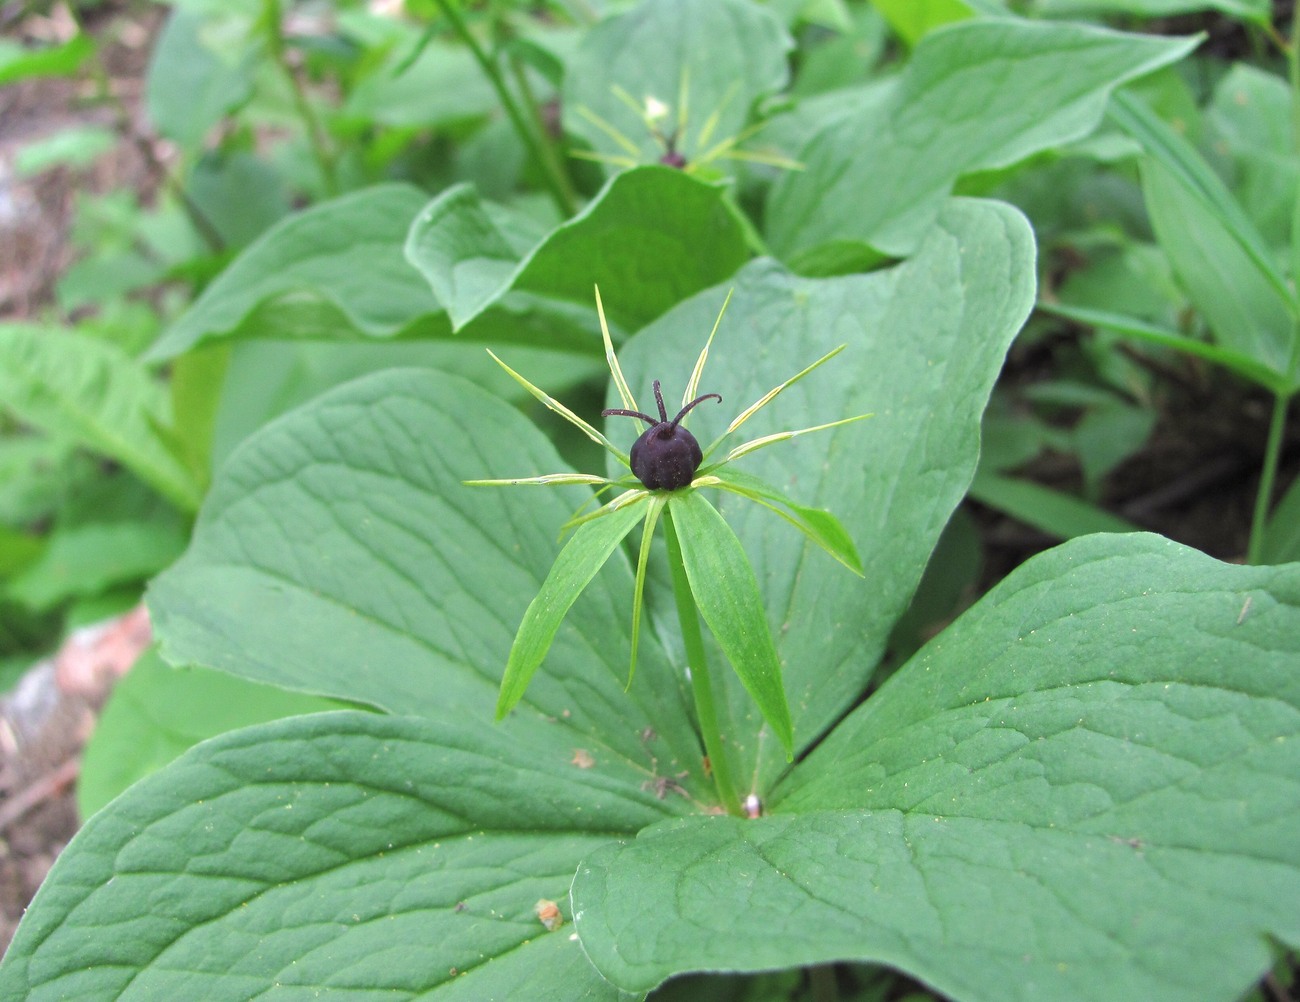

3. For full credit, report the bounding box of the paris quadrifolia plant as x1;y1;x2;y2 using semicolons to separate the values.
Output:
465;288;869;814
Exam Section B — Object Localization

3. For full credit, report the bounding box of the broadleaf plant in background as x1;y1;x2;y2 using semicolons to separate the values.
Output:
0;1;1297;1001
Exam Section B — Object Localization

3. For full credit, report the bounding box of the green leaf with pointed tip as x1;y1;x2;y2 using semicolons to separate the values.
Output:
0;324;202;512
573;533;1300;1001
562;0;791;171
767;19;1196;270
1109;90;1300;384
969;471;1143;540
667;491;793;757
612;198;1036;791
499;501;648;719
148;368;708;796
704;468;862;575
2;711;658;1001
405;167;750;333
146;185;437;361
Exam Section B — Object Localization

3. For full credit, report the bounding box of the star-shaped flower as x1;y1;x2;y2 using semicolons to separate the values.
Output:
467;288;868;796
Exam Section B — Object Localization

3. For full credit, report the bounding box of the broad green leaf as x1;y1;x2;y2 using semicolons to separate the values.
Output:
767;19;1196;270
562;0;791;170
1140;155;1297;381
703;467;862;574
0;324;202;512
573;533;1300;1000
612;198;1036;789
77;648;339;818
145;186;605;362
149;369;709;798
667;491;794;758
405;167;751;333
498;502;648;718
969;470;1143;539
3;711;657;1001
145;7;255;149
145;185;437;361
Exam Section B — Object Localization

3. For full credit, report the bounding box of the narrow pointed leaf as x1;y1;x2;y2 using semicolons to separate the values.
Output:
700;469;863;575
463;473;613;488
682;288;733;410
487;349;628;463
596;285;638;413
717;344;846;444
628;496;668;689
498;502;648;718
667;491;793;756
719;414;872;465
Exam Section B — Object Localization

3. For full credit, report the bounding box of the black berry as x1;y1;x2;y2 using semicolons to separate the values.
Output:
604;381;721;491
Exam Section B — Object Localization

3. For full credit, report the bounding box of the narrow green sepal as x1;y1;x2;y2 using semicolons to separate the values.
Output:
627;495;668;690
496;502;648;719
698;469;864;576
667;490;794;758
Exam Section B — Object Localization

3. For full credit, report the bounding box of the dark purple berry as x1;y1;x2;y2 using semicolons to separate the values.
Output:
604;381;721;491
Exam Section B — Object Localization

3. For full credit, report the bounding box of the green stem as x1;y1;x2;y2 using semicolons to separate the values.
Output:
263;0;338;197
1247;392;1292;564
433;0;575;218
506;49;579;211
663;507;742;815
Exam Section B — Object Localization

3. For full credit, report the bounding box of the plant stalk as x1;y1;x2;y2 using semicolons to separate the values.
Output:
263;0;338;196
1247;391;1292;564
663;506;742;815
433;0;575;218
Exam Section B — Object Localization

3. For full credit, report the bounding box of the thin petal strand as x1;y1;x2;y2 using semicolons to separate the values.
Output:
463;473;612;487
712;345;849;453
719;414;873;465
486;350;629;465
683;287;734;413
596;285;638;412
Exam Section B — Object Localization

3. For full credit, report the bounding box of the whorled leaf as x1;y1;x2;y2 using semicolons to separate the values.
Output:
573;533;1300;1001
148;369;707;798
2;711;660;1001
766;18;1197;271
405;167;750;333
